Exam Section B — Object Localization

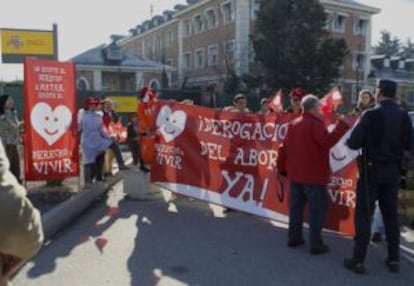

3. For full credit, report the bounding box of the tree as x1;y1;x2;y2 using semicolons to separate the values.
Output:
401;38;414;59
374;30;401;57
252;0;348;93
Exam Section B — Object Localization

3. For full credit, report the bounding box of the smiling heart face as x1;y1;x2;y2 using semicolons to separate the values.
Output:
330;128;359;173
30;102;73;146
156;106;187;143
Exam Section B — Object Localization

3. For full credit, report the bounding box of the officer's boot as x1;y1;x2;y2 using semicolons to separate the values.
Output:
344;248;366;274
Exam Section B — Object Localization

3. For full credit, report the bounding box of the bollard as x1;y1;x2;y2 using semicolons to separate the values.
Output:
123;167;161;200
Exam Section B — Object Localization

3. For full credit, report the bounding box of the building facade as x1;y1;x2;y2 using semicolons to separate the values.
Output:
368;55;414;108
72;39;172;92
119;0;380;102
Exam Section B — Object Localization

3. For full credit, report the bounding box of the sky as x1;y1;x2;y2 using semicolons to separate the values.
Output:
0;0;413;81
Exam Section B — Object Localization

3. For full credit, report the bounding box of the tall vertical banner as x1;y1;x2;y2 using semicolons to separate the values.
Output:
24;58;79;181
151;102;359;236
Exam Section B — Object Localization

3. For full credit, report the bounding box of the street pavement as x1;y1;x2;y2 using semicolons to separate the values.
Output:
13;181;414;286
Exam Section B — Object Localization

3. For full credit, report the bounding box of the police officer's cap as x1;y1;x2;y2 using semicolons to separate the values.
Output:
378;79;397;98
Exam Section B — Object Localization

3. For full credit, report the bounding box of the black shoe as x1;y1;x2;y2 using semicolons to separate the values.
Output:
385;259;399;273
119;165;130;171
288;239;305;248
344;258;365;274
310;244;330;255
371;232;382;243
140;165;150;172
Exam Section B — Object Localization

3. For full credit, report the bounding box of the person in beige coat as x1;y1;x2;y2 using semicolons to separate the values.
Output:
0;141;44;286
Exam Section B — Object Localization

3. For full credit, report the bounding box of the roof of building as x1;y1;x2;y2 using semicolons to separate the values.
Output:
71;43;167;69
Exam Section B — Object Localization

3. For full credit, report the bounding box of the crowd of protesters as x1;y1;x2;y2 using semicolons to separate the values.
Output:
0;79;413;284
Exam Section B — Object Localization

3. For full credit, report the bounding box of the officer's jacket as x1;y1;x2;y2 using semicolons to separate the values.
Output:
347;100;412;165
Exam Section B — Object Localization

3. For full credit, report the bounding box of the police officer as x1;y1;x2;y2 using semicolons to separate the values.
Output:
344;80;412;274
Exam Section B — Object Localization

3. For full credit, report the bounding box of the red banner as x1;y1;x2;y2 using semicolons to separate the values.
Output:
23;58;79;181
151;102;358;236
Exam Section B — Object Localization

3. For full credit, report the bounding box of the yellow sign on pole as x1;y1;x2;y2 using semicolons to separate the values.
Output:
109;96;138;113
1;25;58;63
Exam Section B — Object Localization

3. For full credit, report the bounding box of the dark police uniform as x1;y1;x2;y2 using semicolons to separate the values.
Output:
345;80;412;273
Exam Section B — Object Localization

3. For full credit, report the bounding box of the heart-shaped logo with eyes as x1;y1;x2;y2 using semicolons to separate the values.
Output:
330;128;359;173
156;106;187;143
30;102;72;146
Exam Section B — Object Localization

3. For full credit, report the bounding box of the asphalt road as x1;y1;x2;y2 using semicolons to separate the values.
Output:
13;181;414;286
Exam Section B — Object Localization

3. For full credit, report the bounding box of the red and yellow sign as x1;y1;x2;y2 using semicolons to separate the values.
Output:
1;27;57;63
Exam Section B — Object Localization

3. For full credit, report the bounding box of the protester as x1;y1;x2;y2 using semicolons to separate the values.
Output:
355;89;375;113
277;94;349;255
257;98;272;115
285;88;306;114
0;141;43;286
344;80;413;274
102;98;118;177
127;113;148;172
224;93;250;113
137;87;158;135
0;95;23;184
80;97;129;186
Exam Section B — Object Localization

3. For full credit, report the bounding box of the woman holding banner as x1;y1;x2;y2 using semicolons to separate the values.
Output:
80;97;129;186
0;94;23;183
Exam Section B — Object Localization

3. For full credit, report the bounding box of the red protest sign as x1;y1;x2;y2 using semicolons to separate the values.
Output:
23;58;79;181
269;89;283;112
151;101;358;236
320;87;343;116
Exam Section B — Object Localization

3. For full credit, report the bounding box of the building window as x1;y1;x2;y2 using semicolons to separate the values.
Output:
149;79;161;91
251;0;261;20
156;35;163;50
208;45;219;67
195;48;205;69
206;9;217;29
222;1;235;24
351;84;360;104
166;59;174;68
324;11;332;30
76;77;90;91
353;52;366;71
407;90;414;106
248;41;256;63
183;52;192;71
353;17;368;36
184;19;192;37
332;13;347;33
224;41;235;63
165;31;174;47
194;14;204;34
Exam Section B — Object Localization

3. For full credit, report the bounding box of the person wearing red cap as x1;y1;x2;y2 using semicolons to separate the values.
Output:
80;97;129;186
285;88;306;114
137;87;157;134
136;87;158;172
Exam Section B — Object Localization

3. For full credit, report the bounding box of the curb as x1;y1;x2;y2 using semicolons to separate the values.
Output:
41;173;123;240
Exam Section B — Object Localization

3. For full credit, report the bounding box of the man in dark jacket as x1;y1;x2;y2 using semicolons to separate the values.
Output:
344;80;412;274
278;95;349;255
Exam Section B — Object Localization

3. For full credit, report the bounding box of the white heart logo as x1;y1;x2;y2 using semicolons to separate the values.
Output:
156;105;187;143
30;102;73;146
330;128;359;173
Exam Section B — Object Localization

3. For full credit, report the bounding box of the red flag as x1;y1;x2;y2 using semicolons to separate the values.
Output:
269;89;283;112
320;87;343;116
